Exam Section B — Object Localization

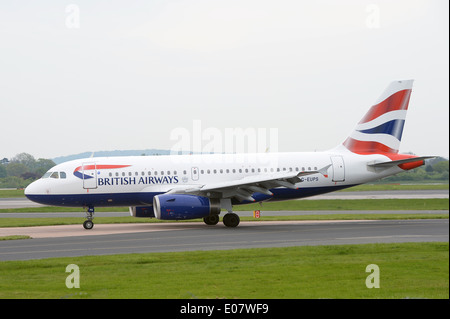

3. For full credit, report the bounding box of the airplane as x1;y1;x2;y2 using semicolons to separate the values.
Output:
25;80;434;229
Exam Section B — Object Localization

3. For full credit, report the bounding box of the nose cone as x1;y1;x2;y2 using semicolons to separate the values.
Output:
24;180;45;203
25;181;37;197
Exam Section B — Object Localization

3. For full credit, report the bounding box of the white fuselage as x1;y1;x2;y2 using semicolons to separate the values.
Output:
24;149;401;208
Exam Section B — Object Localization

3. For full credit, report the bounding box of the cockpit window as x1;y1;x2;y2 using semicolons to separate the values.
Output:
41;171;66;179
50;172;59;179
42;172;52;179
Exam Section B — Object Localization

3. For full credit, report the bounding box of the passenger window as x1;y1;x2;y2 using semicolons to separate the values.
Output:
60;172;67;179
50;172;59;179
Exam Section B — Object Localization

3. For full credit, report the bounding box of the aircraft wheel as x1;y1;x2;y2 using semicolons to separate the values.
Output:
83;220;94;230
223;213;240;227
203;214;220;225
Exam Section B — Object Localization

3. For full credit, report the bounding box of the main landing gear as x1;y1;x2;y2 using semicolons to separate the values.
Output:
203;214;220;225
83;206;95;230
203;213;240;228
202;199;240;228
223;213;240;227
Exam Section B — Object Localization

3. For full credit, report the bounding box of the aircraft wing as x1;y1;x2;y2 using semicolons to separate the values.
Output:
167;164;331;202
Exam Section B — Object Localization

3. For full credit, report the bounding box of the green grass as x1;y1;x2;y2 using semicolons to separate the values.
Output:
0;189;25;198
0;242;447;299
0;235;31;241
341;183;449;191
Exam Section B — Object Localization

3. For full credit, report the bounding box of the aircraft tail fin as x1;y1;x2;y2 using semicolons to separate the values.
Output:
342;80;414;155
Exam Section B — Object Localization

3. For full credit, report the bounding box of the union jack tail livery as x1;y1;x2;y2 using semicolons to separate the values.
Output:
343;80;413;155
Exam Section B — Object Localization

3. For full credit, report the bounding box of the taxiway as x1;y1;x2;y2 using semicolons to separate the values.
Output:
0;219;447;261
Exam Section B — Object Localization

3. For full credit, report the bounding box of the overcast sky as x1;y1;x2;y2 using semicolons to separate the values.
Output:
0;0;448;160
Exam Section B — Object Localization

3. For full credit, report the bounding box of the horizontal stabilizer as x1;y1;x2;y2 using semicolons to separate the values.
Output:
367;156;435;168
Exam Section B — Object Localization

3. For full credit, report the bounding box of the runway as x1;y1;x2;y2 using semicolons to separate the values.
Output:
0;219;447;261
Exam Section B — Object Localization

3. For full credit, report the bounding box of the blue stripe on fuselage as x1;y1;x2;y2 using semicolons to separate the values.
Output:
25;185;357;208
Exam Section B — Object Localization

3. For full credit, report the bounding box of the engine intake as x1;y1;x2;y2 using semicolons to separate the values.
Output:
153;194;220;220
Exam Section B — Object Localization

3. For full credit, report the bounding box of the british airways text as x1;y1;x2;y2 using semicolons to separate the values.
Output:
98;176;179;186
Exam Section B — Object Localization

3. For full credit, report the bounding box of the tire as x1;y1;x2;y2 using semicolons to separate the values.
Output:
223;213;240;227
83;220;94;230
203;214;220;225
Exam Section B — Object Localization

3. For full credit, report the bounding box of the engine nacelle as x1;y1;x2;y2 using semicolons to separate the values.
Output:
153;194;220;220
129;206;155;218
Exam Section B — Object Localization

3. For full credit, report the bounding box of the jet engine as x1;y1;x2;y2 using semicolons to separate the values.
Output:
153;194;220;220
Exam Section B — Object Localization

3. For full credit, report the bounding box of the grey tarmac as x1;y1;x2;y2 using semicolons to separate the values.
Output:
0;219;447;261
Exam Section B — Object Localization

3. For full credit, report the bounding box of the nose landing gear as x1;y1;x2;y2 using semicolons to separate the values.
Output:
83;206;95;230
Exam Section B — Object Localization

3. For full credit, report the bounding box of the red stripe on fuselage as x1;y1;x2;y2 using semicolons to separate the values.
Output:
74;164;131;172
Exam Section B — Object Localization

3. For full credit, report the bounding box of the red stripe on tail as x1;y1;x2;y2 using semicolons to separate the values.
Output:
359;89;411;124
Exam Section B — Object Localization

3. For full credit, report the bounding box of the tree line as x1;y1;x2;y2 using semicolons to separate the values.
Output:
0;153;55;188
383;157;449;182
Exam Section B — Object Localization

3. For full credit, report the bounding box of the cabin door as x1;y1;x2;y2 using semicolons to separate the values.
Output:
82;162;98;189
330;156;345;182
